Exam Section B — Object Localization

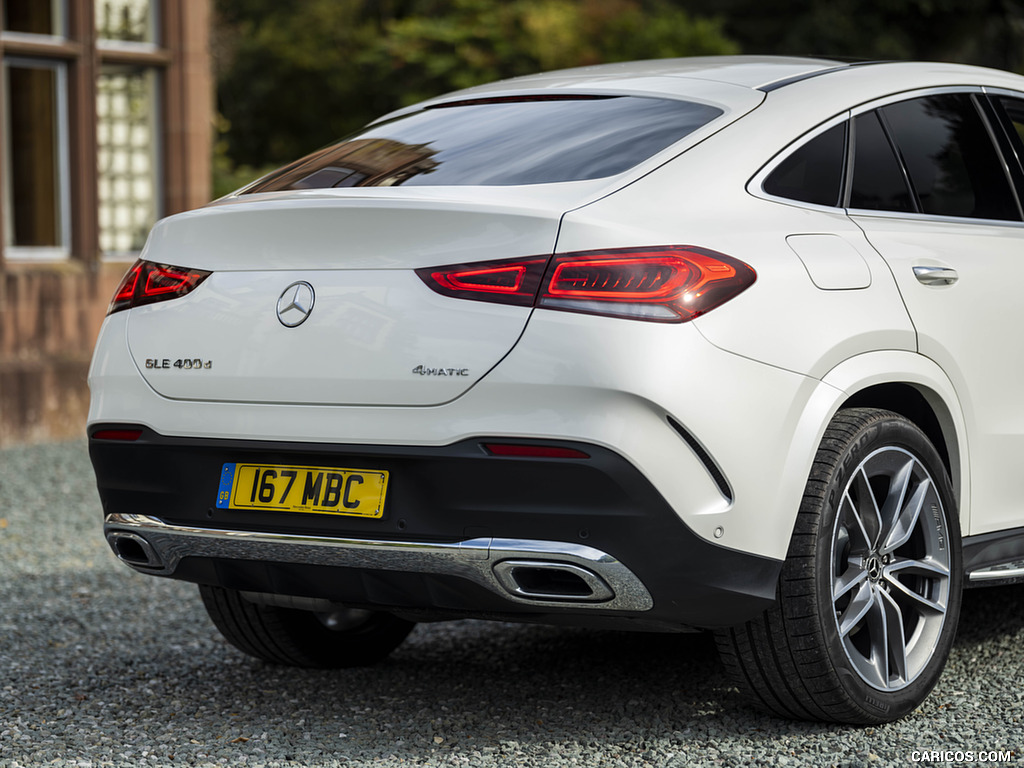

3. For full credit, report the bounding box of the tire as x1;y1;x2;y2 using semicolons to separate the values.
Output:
199;585;415;668
716;407;962;723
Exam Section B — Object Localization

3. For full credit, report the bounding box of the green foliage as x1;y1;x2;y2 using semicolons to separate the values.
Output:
213;0;737;176
668;0;1024;69
369;0;737;105
214;0;1024;196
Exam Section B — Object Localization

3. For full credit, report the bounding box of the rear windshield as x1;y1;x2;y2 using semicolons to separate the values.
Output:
242;95;724;193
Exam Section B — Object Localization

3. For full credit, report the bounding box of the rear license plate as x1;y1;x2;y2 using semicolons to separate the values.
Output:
216;463;388;517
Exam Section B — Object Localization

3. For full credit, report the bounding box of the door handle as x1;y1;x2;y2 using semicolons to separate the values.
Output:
912;266;959;286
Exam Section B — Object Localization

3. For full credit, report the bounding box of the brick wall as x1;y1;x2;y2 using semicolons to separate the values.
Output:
0;262;129;445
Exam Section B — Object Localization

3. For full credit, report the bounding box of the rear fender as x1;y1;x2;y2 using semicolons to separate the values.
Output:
820;351;969;533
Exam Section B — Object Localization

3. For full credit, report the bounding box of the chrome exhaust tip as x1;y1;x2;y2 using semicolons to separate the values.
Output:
493;560;614;603
106;531;164;569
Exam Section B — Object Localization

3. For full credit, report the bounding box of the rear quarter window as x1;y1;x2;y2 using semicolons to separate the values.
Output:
763;122;846;207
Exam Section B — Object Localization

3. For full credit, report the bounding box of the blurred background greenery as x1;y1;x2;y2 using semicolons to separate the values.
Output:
211;0;1024;198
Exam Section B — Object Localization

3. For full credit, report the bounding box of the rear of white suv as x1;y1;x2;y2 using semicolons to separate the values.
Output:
90;57;1024;724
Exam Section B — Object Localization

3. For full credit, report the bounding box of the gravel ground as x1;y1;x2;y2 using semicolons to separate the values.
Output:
1;441;1022;768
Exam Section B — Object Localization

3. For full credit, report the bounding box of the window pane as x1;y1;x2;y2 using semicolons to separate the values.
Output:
245;96;724;193
5;64;64;247
3;0;63;35
880;94;1019;221
850;112;915;213
97;65;160;254
995;96;1024;163
96;0;156;43
764;122;846;207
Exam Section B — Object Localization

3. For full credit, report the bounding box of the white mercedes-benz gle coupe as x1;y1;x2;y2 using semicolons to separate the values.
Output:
89;56;1024;723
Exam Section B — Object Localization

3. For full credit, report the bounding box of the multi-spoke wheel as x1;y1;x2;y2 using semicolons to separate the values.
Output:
831;445;952;692
716;408;962;723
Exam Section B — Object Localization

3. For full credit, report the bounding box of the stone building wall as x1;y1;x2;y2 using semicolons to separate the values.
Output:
0;262;128;445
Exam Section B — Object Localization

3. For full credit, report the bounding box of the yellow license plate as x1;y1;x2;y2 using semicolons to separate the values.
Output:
216;462;388;517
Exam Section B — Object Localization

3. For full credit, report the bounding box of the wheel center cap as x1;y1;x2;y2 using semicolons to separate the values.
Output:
865;555;883;581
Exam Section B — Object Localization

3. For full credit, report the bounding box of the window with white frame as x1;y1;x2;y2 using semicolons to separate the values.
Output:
96;0;156;43
3;58;70;258
3;0;66;36
96;0;161;256
97;65;160;254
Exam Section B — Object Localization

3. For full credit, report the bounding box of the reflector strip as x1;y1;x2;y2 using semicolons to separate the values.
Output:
92;429;143;441
483;444;590;459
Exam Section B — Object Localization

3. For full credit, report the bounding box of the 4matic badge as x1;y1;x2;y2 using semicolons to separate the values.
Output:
412;366;470;377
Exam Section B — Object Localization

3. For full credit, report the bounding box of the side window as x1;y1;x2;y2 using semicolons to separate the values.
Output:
994;96;1024;166
879;94;1019;221
850;112;915;213
763;122;846;207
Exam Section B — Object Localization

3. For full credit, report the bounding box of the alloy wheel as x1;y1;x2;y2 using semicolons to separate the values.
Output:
830;446;951;691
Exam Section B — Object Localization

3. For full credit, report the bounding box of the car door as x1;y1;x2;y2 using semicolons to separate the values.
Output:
847;90;1024;536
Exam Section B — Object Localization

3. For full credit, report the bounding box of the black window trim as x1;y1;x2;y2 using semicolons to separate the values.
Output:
753;85;1024;226
870;107;923;214
974;92;1024;220
978;88;1024;216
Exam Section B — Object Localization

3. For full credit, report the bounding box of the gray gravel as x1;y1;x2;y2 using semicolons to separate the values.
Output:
1;441;1022;767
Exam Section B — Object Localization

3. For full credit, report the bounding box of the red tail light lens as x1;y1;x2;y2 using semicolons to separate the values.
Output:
418;247;755;322
416;257;546;307
108;260;211;315
539;247;756;322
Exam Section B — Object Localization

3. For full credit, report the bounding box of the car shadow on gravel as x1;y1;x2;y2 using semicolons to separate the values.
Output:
956;583;1024;644
5;572;1024;764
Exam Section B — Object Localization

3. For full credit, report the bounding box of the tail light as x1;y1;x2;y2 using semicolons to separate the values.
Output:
107;260;211;315
415;257;546;307
418;247;755;323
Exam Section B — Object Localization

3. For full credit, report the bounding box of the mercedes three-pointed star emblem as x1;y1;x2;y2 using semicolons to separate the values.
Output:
276;281;316;327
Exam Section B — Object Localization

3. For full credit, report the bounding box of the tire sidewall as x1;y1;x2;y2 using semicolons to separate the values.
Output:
812;412;962;722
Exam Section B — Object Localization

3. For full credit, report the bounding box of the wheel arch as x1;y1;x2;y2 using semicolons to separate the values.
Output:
841;383;955;486
820;351;970;532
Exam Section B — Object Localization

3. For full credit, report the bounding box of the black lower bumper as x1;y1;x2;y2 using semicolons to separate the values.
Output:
89;425;782;630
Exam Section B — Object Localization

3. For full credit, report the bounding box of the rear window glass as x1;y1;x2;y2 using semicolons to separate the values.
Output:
243;96;724;193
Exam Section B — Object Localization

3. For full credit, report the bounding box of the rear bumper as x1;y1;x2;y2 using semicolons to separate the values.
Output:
104;513;654;611
90;427;783;630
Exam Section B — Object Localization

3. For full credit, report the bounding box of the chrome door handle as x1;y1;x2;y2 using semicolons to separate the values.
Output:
913;266;959;286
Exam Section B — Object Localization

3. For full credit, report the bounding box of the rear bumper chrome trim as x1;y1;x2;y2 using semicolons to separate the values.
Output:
103;513;654;612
